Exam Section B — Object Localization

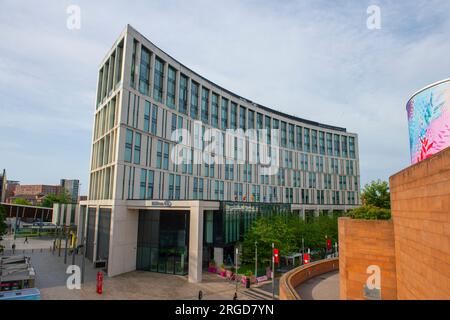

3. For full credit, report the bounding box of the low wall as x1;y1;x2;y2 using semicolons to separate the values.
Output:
390;147;450;299
279;258;339;300
339;217;397;300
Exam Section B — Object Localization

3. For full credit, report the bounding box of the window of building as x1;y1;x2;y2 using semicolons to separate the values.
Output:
167;66;176;109
296;126;303;151
190;81;199;119
349;136;355;158
201;87;209;124
326;132;333;155
303;128;310;152
334;134;341;157
156;140;163;169
239;106;246;130
281;121;287;147
153;57;164;102
319;131;325;155
230;102;237;129
144;101;151;132
341;136;348;158
125;129;133;162
311;130;318;153
147;170;154;199
139;47;151;95
211;93;219;128
221;98;228;129
130;39;138;89
134;132;141;164
288;124;295;149
168;174;174;199
179;74;188;114
151;104;158;135
140;169;147;200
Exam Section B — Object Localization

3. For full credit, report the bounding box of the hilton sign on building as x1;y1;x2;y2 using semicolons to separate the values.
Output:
79;25;360;283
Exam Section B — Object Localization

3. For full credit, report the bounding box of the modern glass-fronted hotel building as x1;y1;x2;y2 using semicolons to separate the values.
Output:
79;25;360;282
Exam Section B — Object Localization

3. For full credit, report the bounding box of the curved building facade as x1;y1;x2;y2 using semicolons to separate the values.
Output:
407;78;450;164
80;25;360;282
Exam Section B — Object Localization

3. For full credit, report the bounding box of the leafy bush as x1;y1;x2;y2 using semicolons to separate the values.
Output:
346;205;391;220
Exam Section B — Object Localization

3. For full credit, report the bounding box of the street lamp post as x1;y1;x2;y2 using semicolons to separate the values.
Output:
272;242;275;300
254;241;258;278
235;247;239;294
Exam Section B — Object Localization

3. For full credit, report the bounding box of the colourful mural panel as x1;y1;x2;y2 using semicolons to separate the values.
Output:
407;79;450;164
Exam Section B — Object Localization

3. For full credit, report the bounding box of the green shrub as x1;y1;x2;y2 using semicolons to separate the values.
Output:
346;205;391;220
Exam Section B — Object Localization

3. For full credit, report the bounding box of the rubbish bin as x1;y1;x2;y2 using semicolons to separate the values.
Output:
245;277;250;289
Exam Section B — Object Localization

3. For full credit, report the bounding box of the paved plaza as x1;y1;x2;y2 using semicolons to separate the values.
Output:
1;235;276;300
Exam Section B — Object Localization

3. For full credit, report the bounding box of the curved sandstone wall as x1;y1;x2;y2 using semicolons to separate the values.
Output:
279;258;339;300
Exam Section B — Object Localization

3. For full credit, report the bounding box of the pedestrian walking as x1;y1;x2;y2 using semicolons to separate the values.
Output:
12;243;16;254
24;236;28;244
198;290;203;300
233;292;238;300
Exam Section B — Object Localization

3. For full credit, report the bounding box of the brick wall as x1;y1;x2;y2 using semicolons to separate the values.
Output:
339;217;397;300
390;147;450;299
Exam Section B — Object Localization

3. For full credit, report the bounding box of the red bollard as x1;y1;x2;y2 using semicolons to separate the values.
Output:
96;271;103;294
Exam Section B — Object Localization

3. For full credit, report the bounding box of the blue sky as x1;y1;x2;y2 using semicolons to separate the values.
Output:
1;0;450;194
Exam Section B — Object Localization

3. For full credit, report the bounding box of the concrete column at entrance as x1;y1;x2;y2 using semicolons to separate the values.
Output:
189;206;204;283
214;247;224;266
314;209;320;217
301;208;306;220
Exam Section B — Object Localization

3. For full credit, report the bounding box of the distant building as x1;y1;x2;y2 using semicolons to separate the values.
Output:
12;184;63;205
0;169;6;202
60;179;80;202
5;180;20;203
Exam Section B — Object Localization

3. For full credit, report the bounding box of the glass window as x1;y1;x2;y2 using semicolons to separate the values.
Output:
163;142;169;170
139;47;151;95
349;136;355;158
303;128;310;152
230;102;237;129
130;39;137;88
125;129;133;162
296;126;303;151
190;81;199;119
248;110;255;130
319;131;325;154
201;87;209;124
134;132;141;164
179;74;188;114
168;174;174;199
326;133;333;155
153;57;164;102
342;136;348;157
281;121;287;147
239;106;246;130
140;169;147;199
156;140;163;169
288;124;295;149
167;66;176;109
151;104;158;135
211;93;219;128
311;130;317;153
221;98;228;129
144;101;151;132
334;134;341;157
147;170;154;199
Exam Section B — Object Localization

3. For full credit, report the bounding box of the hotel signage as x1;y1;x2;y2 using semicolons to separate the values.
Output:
151;200;173;207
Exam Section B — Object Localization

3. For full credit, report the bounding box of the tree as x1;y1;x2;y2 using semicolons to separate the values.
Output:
361;180;390;209
41;189;71;208
12;197;32;206
241;215;297;266
0;205;7;236
346;205;391;220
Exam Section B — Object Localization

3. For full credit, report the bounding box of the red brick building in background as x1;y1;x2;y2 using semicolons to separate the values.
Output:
9;184;63;205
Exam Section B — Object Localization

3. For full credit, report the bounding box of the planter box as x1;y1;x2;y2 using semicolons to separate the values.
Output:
207;267;217;273
219;271;226;277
